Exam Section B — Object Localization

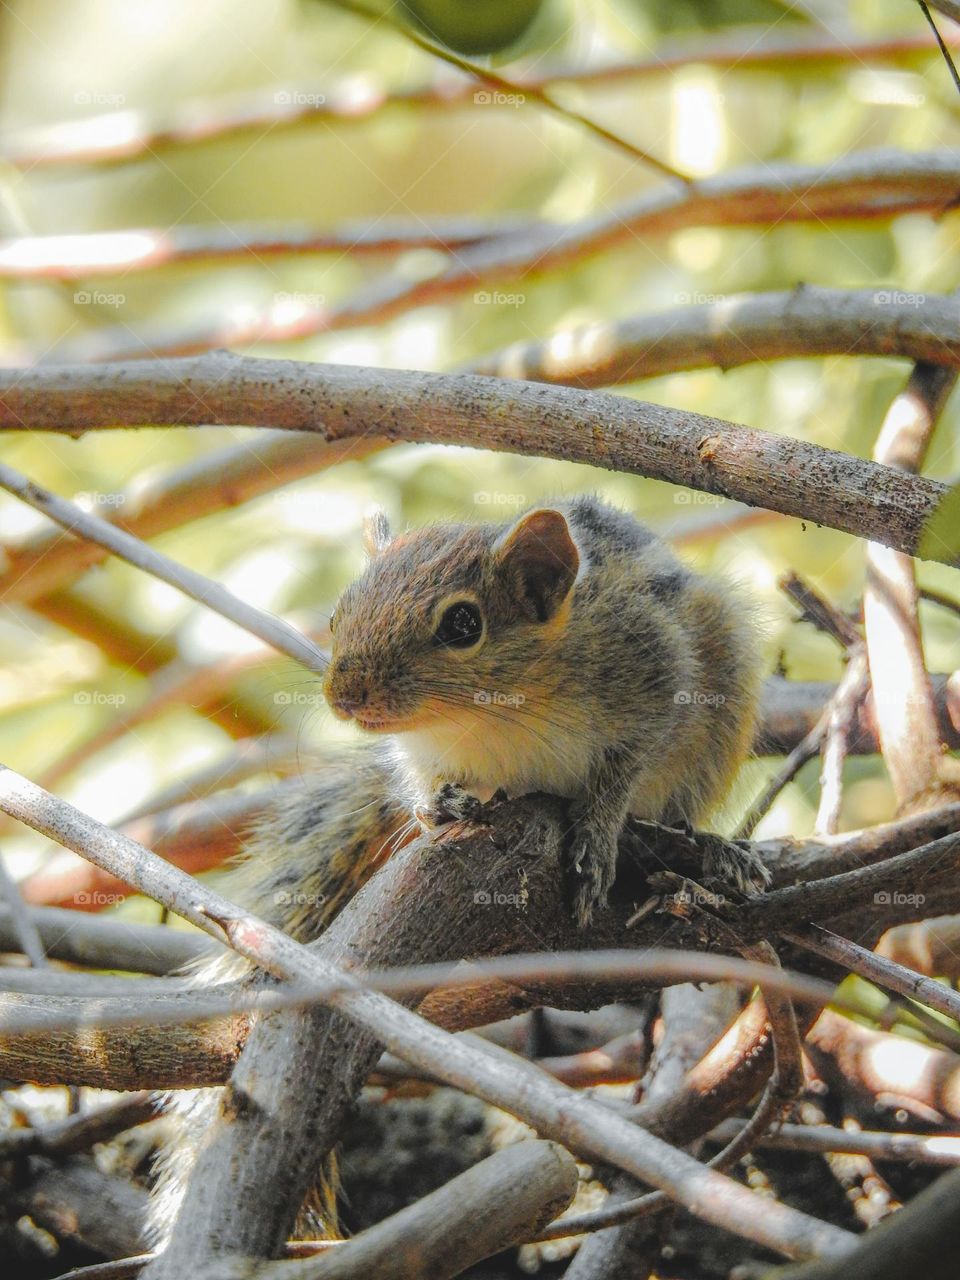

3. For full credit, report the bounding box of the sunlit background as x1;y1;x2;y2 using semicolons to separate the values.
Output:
1;0;958;905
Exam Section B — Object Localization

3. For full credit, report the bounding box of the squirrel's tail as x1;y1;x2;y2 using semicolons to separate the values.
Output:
147;741;413;1246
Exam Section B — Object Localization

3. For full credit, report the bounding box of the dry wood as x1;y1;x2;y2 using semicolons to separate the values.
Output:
0;903;215;972
38;151;960;361
0;356;954;565
240;1140;578;1280
0;767;854;1265
465;288;960;387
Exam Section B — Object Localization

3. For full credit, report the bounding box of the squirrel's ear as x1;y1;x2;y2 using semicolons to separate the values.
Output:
362;509;392;557
496;508;579;622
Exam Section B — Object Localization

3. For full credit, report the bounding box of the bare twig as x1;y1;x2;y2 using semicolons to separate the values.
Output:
33;152;960;361
815;655;870;835
863;362;960;810
0;951;869;1040
0;461;328;674
0;902;216;972
0;1093;155;1158
2;32;954;172
0;850;47;966
2;431;385;608
0;219;517;278
779;573;862;650
736;720;824;838
330;0;688;182
786;926;960;1023
707;1119;960;1165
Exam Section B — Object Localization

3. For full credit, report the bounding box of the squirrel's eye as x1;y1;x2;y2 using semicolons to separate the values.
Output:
434;601;484;649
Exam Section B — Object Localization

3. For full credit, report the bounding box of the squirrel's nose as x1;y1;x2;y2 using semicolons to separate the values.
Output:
324;655;373;718
331;694;367;717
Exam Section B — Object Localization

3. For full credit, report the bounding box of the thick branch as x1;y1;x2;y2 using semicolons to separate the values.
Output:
465;288;960;387
0;355;953;564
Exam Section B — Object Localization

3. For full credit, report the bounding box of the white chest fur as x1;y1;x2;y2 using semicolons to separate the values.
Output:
390;701;594;804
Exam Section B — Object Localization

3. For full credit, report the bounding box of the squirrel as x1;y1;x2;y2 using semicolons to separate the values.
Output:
149;495;764;1243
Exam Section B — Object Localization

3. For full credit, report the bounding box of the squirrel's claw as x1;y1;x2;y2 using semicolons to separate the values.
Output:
567;824;618;927
416;782;482;832
703;839;771;897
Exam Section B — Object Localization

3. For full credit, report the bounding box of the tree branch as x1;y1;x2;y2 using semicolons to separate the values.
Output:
465;288;960;388
0;355;954;565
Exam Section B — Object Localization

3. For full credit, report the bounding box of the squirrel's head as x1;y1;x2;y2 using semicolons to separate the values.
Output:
322;507;579;732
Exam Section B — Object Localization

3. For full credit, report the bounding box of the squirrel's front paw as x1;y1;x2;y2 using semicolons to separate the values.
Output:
703;837;771;897
416;782;482;832
566;820;618;927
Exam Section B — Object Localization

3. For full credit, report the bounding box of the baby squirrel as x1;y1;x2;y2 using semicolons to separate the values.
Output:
324;494;763;923
150;496;762;1242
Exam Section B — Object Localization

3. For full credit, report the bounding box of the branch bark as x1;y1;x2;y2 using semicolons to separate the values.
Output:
0;355;954;565
464;288;960;388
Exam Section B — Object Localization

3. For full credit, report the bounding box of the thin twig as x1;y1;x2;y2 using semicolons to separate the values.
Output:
0;850;47;966
0;461;328;674
329;0;690;182
787;926;960;1024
